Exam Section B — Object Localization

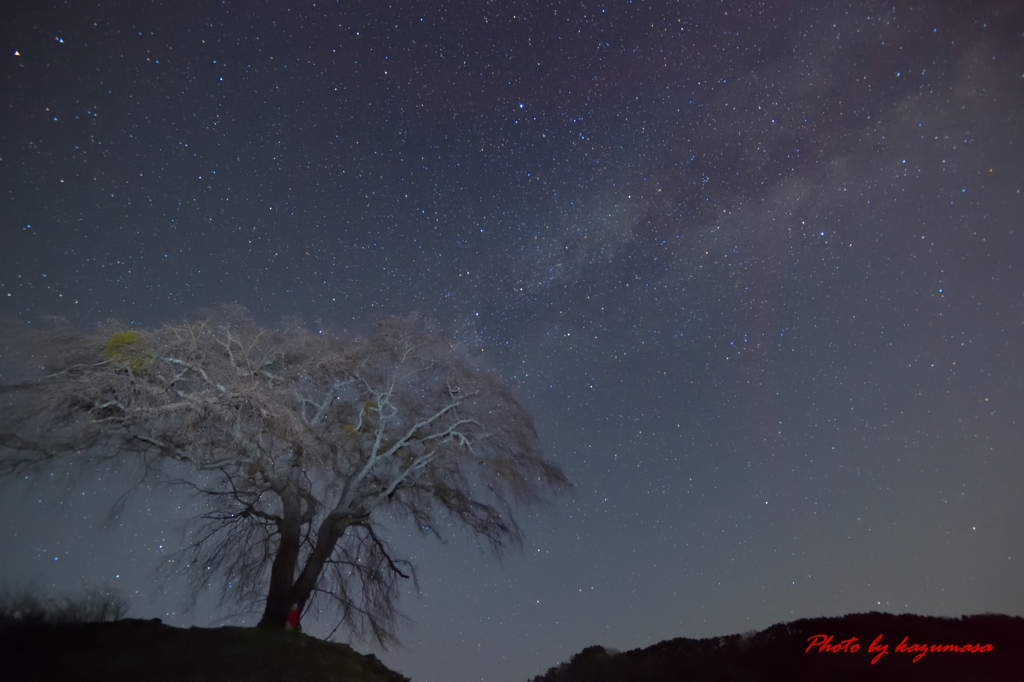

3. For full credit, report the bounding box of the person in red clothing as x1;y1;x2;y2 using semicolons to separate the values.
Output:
285;603;302;633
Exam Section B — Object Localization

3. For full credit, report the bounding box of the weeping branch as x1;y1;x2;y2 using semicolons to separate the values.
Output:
0;309;571;646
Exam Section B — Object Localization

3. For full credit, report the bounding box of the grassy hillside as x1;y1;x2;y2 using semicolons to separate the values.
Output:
0;618;409;682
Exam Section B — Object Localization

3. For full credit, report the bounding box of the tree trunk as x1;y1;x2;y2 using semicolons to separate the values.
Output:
290;512;357;611
258;501;360;629
258;487;303;628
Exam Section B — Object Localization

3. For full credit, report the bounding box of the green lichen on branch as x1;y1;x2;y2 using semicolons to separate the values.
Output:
102;330;153;373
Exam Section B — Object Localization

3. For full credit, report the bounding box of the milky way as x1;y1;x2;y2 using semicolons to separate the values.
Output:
2;2;1023;681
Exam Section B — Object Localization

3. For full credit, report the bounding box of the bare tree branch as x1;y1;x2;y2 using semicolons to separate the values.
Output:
0;308;571;646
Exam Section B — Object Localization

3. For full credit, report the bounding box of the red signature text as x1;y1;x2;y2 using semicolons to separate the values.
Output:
806;634;860;654
806;634;994;665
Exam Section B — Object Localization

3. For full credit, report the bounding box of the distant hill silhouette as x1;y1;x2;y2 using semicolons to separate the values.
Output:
0;618;409;682
530;612;1023;682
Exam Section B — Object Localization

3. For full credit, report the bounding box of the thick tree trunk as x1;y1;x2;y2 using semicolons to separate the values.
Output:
258;499;361;629
290;512;358;610
258;487;303;628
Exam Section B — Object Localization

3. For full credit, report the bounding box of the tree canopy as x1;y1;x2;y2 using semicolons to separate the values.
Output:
0;309;570;644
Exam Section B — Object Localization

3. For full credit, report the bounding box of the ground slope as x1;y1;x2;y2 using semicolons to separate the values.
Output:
0;618;409;682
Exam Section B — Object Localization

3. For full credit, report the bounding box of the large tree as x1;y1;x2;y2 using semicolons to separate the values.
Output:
0;309;570;644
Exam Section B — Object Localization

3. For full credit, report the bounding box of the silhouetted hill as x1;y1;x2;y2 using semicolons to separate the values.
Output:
0;618;409;682
530;612;1023;682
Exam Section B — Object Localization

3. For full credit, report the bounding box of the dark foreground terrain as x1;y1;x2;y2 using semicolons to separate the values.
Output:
0;618;409;682
532;612;1023;682
2;612;1021;681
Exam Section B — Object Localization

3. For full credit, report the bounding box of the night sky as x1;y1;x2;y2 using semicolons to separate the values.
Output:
2;1;1023;681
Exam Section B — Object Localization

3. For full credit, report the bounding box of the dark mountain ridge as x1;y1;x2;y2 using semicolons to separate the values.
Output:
530;612;1022;682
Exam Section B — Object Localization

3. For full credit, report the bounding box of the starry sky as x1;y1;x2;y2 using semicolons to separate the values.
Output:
1;1;1023;681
